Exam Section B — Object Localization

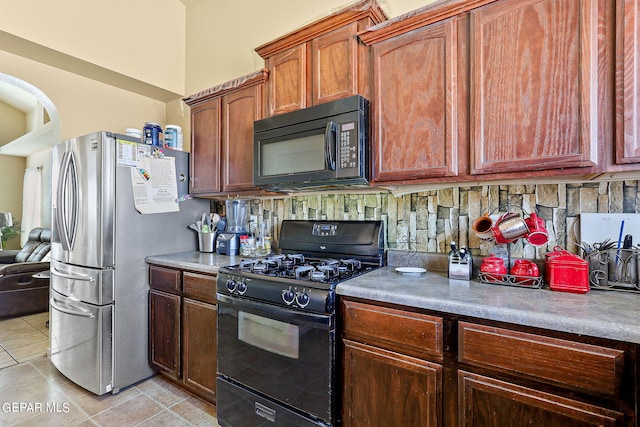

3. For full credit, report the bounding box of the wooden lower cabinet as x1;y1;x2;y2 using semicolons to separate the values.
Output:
459;371;623;427
341;299;444;426
149;289;180;379
342;339;441;426
183;298;217;401
340;298;636;427
148;265;217;404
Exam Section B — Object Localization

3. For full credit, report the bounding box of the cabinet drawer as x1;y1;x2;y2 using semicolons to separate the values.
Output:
149;266;181;293
458;322;625;397
342;300;443;361
183;271;217;304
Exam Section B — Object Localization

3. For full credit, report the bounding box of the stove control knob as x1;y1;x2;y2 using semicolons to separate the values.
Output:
237;280;247;295
295;291;310;308
282;287;295;305
226;279;237;293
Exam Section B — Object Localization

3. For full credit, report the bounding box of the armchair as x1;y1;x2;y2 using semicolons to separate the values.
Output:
0;227;51;319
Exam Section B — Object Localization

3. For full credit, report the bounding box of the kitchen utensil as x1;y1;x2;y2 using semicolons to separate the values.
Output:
450;241;459;256
479;254;507;282
492;212;529;244
472;213;495;241
217;217;227;232
524;213;549;246
188;223;200;232
610;221;626;282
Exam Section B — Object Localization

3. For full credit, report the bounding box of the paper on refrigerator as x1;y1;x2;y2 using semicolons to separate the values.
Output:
130;156;180;214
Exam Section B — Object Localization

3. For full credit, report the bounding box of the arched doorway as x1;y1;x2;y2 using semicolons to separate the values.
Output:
0;73;61;247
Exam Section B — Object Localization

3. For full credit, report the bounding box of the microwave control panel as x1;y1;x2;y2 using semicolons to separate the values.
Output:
338;121;359;173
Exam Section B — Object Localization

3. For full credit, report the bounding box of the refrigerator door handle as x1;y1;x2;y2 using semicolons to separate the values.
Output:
56;150;79;251
50;297;95;318
51;267;96;282
55;151;71;250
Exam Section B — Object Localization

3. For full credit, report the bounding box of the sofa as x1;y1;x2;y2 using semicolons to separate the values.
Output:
0;227;51;319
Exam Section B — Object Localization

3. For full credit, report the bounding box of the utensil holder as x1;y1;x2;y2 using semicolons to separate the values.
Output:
198;232;216;253
586;248;640;292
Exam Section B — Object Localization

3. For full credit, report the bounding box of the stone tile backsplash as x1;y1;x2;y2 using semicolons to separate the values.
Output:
238;180;639;260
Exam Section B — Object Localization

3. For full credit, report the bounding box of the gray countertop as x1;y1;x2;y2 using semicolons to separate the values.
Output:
145;252;640;345
337;267;640;344
145;251;237;274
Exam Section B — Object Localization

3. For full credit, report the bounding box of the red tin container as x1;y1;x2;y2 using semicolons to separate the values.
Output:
545;246;589;294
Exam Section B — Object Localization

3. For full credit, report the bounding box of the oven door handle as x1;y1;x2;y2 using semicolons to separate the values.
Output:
216;293;332;327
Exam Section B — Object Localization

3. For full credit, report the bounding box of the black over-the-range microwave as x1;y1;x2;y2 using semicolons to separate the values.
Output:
253;95;369;191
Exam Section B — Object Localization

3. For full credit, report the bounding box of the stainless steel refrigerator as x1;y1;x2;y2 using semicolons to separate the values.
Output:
49;131;208;395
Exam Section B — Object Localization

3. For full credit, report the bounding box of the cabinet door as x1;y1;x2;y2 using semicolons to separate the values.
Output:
183;298;217;402
459;371;623;427
222;84;262;193
149;265;181;294
149;289;180;379
190;98;221;194
267;45;307;116
371;19;459;183
312;23;358;106
615;0;640;163
342;339;441;427
470;0;599;174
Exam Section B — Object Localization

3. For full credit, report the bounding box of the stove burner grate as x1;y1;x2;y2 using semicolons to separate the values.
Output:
233;254;374;284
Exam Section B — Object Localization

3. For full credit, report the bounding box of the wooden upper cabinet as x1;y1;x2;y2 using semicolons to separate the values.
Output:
266;45;308;114
367;19;459;183
189;99;221;194
256;0;387;117
312;23;359;106
469;0;600;175
615;0;640;163
222;83;263;193
184;70;267;196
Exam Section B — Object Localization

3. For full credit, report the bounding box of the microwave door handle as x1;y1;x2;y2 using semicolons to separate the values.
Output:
325;121;336;170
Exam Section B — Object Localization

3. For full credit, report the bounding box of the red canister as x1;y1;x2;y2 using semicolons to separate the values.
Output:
480;254;508;283
545;246;589;294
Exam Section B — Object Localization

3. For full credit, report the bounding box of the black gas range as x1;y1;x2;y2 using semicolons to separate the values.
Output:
217;220;384;313
216;220;383;427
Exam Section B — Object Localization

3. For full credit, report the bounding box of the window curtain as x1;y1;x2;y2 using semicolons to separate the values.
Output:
21;167;42;247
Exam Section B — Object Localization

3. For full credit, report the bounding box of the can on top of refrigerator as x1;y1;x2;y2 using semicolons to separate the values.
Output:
143;122;163;146
164;125;183;150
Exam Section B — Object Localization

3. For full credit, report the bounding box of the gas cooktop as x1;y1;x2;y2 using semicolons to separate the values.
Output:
216;220;384;313
227;254;377;285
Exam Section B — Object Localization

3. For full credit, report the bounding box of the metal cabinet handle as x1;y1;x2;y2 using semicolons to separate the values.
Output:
51;267;96;282
255;402;276;423
50;297;95;318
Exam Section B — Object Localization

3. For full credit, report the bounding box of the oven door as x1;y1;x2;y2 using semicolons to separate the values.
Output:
216;293;335;425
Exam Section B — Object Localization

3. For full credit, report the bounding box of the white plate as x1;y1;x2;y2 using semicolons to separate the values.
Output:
395;267;427;275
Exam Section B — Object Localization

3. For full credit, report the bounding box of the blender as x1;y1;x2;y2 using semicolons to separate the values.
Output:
216;199;248;256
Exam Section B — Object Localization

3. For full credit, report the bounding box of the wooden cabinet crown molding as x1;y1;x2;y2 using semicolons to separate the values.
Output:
255;0;387;59
358;0;498;45
183;69;268;106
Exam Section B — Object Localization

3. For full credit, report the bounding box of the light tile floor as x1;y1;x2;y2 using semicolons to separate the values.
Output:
0;312;50;368
0;313;220;426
